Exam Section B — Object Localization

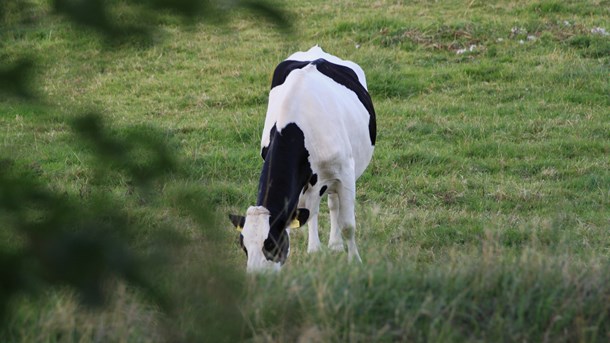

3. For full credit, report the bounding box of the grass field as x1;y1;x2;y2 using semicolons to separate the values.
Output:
1;0;609;341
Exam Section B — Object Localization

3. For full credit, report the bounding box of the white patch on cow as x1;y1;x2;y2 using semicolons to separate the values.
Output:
261;46;370;153
263;63;372;177
241;206;281;273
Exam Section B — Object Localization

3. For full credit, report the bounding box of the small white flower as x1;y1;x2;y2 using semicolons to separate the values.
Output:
497;38;504;42
591;27;609;36
355;44;361;49
519;40;525;44
511;27;527;35
563;20;571;27
456;45;477;55
527;35;536;41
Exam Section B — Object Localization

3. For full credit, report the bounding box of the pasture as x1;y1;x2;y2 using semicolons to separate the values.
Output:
1;0;609;341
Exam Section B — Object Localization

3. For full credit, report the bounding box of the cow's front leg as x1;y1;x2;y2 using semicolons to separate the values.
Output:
300;189;322;253
307;213;321;253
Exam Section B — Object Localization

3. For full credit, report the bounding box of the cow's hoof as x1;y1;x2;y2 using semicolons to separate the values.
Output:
307;245;321;253
328;242;344;252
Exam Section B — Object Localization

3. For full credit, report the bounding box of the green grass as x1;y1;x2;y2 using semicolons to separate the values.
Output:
2;0;609;341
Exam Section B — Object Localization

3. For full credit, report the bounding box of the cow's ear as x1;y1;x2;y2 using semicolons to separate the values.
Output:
229;214;246;232
289;208;310;229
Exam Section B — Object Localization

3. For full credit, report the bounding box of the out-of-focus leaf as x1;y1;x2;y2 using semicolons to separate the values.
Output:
240;0;292;32
52;0;116;35
1;0;291;339
0;59;35;100
71;113;177;187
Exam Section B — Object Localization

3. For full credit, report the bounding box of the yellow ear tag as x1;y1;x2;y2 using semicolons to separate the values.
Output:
235;225;243;233
289;219;300;229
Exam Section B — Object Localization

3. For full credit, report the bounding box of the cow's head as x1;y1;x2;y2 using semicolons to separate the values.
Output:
229;206;309;273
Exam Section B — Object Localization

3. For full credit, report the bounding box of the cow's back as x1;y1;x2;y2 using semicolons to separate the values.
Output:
284;46;368;90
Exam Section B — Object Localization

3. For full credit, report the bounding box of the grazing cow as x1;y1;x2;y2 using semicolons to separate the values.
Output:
229;46;376;272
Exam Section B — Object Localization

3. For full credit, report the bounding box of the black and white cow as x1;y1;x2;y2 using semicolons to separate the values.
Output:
229;46;376;272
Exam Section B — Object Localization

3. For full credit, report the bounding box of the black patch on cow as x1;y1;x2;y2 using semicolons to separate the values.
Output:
309;173;318;186
319;185;328;197
256;123;312;263
261;124;277;160
263;230;289;264
311;58;377;146
270;58;377;146
293;208;310;226
238;234;247;257
271;60;310;89
229;214;246;229
301;173;317;195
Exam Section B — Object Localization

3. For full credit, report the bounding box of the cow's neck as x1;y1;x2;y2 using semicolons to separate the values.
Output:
256;123;311;235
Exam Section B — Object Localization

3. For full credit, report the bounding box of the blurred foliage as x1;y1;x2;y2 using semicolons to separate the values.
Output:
0;59;35;100
0;0;290;101
0;113;170;316
0;0;290;341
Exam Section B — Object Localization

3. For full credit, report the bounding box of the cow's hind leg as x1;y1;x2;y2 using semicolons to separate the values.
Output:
327;192;344;251
336;167;362;263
